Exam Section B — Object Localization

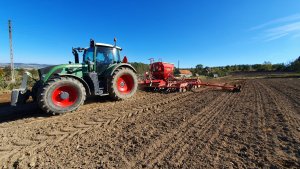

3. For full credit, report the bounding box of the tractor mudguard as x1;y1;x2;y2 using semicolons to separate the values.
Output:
102;63;137;78
57;74;92;96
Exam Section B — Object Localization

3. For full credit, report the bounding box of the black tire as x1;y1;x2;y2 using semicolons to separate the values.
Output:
108;67;138;100
37;77;86;115
31;80;43;102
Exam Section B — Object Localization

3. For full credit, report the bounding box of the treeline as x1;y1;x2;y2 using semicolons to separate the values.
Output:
130;62;149;75
0;67;38;90
192;56;300;77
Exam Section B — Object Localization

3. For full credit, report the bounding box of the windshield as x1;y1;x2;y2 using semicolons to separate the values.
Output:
83;47;121;64
83;47;94;62
96;47;121;64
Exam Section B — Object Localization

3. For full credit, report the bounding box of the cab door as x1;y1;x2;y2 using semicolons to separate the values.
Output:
96;47;113;75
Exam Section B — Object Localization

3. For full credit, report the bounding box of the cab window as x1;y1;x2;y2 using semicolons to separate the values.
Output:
83;48;94;62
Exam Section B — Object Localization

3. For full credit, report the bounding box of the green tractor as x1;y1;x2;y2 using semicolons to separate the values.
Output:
11;39;138;114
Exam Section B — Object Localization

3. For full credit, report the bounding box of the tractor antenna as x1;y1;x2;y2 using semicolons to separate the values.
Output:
114;37;117;46
8;20;15;83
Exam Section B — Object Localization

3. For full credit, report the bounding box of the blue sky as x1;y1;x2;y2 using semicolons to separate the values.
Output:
0;0;300;68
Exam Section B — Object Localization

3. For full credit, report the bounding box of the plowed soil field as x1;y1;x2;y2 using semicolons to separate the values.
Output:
0;78;300;168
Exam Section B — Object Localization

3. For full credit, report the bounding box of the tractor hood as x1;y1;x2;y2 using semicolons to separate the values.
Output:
38;65;57;78
38;64;88;82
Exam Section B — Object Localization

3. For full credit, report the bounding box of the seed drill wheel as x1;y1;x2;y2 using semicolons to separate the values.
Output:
109;67;138;100
179;88;187;92
38;77;86;115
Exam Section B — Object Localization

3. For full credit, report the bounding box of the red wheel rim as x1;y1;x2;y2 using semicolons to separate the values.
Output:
51;85;78;107
117;74;134;94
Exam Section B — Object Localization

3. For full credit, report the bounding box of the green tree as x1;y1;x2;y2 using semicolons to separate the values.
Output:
290;56;300;72
263;61;272;71
195;64;203;70
0;69;4;78
193;64;204;76
17;68;25;76
28;69;39;78
174;68;180;75
272;63;285;71
3;66;11;78
130;62;149;75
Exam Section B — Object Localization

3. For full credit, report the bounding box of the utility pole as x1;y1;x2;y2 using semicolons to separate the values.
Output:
178;60;180;70
8;20;15;83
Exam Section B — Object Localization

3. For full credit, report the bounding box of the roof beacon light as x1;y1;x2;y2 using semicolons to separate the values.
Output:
123;56;128;63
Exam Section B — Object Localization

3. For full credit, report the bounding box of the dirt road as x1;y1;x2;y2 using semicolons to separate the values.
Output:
0;78;300;168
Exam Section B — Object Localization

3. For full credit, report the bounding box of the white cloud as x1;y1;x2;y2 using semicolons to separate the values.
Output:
250;13;300;30
251;14;300;42
264;21;300;41
264;33;288;42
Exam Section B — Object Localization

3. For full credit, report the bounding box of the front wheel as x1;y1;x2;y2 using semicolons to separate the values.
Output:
109;67;138;100
38;77;86;115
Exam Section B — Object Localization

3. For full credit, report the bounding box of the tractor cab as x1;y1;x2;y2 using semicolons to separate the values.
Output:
80;40;123;74
83;44;122;64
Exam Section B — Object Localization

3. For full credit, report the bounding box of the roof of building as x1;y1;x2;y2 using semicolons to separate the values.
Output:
179;69;192;75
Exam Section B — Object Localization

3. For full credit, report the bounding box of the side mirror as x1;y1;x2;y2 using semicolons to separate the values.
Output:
90;39;95;47
72;48;79;63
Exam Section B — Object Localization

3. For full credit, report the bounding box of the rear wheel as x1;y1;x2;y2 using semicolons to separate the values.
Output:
38;77;86;115
109;67;138;100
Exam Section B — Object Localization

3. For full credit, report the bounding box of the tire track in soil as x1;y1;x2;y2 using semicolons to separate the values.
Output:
255;80;300;168
170;91;241;168
171;80;291;169
170;80;250;169
0;93;155;166
258;80;300;130
129;91;235;168
34;89;208;169
270;78;300;91
252;80;271;167
215;80;268;168
209;80;300;168
197;82;248;169
263;79;300;108
92;89;211;169
2;92;162;147
218;80;266;168
194;80;270;168
149;93;237;168
0;92;161;129
0;89;204;167
255;80;284;167
36;89;218;169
